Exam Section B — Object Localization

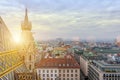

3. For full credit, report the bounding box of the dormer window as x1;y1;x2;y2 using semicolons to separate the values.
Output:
59;64;61;66
63;64;65;66
67;64;69;66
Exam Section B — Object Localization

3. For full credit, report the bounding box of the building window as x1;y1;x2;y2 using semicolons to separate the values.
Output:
47;70;49;73
43;74;45;77
67;64;69;66
75;70;77;73
71;70;73;73
51;70;53;73
67;74;69;77
59;74;61;77
59;64;61;66
75;74;77;77
71;74;73;77
67;70;69;73
39;70;41;73
47;74;49;77
55;74;57;77
43;70;45;73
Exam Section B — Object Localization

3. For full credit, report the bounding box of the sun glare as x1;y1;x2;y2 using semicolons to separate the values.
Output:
13;34;21;43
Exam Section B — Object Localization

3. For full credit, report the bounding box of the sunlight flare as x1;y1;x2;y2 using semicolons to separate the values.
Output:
13;34;21;43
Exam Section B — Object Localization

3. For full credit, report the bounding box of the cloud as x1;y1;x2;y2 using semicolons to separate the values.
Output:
1;0;120;40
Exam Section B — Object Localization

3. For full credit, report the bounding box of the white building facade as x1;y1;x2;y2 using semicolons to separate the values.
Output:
36;54;80;80
37;68;80;80
80;55;88;77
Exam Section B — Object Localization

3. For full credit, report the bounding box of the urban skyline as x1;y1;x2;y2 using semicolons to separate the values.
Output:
1;1;120;80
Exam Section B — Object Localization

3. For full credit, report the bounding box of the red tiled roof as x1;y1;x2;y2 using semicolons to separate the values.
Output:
35;54;80;68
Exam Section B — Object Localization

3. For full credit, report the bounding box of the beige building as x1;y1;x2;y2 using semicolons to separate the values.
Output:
36;54;80;80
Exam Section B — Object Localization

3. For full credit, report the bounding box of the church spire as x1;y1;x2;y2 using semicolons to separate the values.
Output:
21;8;32;31
24;8;28;23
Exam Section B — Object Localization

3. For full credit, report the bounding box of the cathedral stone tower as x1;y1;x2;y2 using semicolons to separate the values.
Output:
21;8;35;72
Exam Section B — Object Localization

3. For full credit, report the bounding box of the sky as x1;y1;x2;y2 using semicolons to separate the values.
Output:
0;0;120;41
